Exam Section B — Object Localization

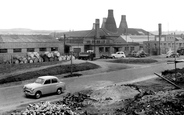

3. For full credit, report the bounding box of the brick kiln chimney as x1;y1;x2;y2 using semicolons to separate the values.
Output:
105;9;117;33
119;15;128;29
95;19;100;38
101;18;107;28
119;15;128;34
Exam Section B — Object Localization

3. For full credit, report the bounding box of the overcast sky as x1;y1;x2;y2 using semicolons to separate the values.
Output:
0;0;183;32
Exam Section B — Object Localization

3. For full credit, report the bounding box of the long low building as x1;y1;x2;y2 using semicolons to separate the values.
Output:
0;35;63;63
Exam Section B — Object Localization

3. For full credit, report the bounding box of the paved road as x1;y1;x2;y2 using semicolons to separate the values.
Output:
0;58;184;113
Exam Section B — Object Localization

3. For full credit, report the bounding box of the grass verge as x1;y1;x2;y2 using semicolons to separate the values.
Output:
0;62;100;85
108;58;158;64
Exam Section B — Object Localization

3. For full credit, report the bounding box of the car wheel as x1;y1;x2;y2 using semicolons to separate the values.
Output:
56;88;62;95
35;91;42;99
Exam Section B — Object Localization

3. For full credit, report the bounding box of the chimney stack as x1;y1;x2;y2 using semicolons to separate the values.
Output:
104;9;117;33
95;19;100;38
101;18;107;28
92;23;95;30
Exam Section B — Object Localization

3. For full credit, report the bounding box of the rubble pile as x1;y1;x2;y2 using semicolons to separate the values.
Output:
162;68;184;83
116;90;184;115
10;92;91;115
10;101;80;115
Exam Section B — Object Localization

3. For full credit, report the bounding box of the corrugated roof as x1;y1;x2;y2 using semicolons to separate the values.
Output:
0;35;58;43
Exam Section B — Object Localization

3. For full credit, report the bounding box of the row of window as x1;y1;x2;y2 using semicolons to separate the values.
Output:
99;46;135;53
86;40;112;44
0;47;58;53
161;42;184;47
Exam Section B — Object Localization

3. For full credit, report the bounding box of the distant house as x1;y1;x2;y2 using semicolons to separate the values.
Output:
0;35;63;62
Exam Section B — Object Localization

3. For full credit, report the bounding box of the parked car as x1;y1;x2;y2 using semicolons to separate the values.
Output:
135;50;148;58
111;51;126;58
78;51;95;60
166;52;180;58
23;76;66;99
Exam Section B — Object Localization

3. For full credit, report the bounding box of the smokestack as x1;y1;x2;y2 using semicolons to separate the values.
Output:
95;19;100;38
101;18;107;28
119;15;128;29
92;23;95;30
105;9;117;33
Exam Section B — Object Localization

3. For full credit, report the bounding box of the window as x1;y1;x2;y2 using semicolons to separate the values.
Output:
130;47;134;51
44;79;51;84
39;48;46;51
0;49;7;53
99;47;104;52
97;40;100;44
51;47;58;51
13;48;21;53
27;48;35;52
52;79;58;83
86;41;90;44
125;47;129;51
105;47;110;52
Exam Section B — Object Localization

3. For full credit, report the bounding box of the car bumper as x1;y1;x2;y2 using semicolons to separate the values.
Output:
23;90;35;96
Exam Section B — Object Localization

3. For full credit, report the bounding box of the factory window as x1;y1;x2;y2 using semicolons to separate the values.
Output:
13;48;21;53
51;47;58;51
27;48;35;52
0;49;7;53
105;47;110;52
97;40;100;44
39;48;46;51
130;47;134;51
99;47;104;52
125;47;129;51
86;41;90;44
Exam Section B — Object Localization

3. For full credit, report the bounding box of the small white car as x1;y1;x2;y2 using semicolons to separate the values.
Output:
23;76;66;99
111;51;126;58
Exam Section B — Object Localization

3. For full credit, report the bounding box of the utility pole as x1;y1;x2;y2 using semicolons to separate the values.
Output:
147;32;150;55
63;34;66;54
158;23;162;55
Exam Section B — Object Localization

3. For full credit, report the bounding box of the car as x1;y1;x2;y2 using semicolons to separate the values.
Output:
135;50;148;58
23;76;66;99
166;52;179;58
111;51;126;58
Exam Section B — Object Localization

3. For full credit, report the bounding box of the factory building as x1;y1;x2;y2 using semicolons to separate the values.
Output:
0;35;63;63
53;9;152;57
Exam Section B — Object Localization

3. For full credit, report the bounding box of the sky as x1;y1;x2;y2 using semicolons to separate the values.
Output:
0;0;184;32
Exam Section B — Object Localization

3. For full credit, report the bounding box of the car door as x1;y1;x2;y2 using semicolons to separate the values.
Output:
42;79;53;94
51;78;59;92
116;52;121;58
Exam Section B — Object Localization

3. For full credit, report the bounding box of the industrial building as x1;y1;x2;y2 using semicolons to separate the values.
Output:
53;9;153;58
0;35;63;63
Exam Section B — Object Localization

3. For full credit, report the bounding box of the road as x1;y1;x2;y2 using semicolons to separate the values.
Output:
0;58;184;113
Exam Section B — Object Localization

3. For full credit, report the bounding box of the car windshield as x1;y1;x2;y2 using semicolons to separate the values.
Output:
35;78;44;84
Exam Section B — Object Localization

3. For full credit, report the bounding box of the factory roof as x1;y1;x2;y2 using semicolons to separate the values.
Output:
0;35;58;43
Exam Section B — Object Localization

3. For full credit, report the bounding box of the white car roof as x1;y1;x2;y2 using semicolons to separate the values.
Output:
38;76;58;80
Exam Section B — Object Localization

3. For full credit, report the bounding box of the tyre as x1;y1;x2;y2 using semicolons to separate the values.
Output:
35;91;42;99
56;88;62;95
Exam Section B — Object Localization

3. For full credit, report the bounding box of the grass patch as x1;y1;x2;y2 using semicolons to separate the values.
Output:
0;62;100;85
108;58;158;64
0;61;66;74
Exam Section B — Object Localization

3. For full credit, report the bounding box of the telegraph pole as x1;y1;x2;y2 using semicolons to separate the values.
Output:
63;34;66;54
158;23;162;55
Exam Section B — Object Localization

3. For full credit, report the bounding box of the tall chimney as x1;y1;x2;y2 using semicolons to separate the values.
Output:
92;23;95;30
95;19;100;38
105;9;117;33
119;15;128;29
101;18;107;28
